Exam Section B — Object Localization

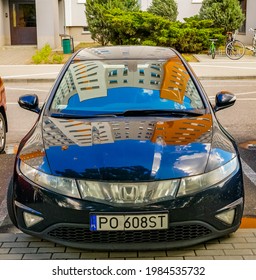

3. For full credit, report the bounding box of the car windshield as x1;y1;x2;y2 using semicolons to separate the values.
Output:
49;51;204;117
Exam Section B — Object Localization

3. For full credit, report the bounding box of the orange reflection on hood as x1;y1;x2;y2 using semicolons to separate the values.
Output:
19;150;46;161
151;114;212;146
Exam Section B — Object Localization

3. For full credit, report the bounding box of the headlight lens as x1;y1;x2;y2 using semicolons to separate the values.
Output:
77;180;180;204
20;161;80;199
177;156;239;197
19;157;239;203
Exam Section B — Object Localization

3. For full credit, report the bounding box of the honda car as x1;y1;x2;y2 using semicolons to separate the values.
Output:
7;46;244;250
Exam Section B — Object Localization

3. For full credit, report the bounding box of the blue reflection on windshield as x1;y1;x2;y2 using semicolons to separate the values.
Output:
63;87;192;114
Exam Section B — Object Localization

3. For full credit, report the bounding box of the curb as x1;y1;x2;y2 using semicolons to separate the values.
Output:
198;76;256;80
240;217;256;228
4;78;56;83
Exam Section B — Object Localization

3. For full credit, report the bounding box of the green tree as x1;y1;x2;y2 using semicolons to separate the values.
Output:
104;11;224;53
85;0;139;46
147;0;178;22
199;0;245;33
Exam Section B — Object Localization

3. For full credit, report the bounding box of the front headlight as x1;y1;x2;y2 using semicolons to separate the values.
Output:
19;157;239;204
77;180;180;204
177;156;239;197
20;161;81;199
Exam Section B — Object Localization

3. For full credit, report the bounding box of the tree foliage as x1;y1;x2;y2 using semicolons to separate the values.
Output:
85;0;139;45
104;11;224;53
147;0;178;22
199;0;245;33
85;1;225;53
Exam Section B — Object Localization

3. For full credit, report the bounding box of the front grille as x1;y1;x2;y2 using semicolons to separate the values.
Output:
47;224;212;243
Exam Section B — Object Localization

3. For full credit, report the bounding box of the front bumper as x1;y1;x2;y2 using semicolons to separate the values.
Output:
12;169;244;250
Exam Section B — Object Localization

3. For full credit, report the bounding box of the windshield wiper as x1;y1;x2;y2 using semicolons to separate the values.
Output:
50;113;118;119
50;109;204;119
114;109;205;117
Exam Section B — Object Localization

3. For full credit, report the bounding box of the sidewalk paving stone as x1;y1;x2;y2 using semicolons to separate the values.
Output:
0;230;256;259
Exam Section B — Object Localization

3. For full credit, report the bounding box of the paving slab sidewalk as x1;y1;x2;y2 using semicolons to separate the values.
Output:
1;229;256;260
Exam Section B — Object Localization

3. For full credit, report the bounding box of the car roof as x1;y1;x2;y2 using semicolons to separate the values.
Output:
74;46;177;61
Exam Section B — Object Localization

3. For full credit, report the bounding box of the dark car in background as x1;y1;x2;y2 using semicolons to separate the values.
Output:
7;46;244;250
0;77;7;153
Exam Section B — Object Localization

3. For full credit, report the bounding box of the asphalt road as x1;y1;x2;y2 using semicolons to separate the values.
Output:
0;79;256;231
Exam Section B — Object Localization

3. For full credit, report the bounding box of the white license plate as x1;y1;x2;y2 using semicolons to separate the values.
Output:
90;213;168;231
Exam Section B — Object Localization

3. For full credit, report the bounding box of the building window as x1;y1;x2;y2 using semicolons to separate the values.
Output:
239;0;247;34
82;26;90;34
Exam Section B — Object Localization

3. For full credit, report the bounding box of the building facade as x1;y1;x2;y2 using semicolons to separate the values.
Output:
0;0;254;49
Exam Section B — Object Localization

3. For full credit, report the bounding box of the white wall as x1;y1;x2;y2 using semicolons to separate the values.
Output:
36;0;60;48
67;0;87;27
140;0;202;21
177;0;202;21
0;0;11;46
239;0;256;44
0;1;4;46
140;0;152;11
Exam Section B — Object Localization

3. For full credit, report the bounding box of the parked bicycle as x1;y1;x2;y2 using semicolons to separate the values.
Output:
225;31;245;60
208;39;218;59
246;28;256;56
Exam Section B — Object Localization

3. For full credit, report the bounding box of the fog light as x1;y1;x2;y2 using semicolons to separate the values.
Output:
215;209;235;225
23;212;44;228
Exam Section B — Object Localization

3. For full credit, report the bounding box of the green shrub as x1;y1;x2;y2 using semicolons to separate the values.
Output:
32;44;64;64
32;44;52;64
52;54;64;64
103;11;224;53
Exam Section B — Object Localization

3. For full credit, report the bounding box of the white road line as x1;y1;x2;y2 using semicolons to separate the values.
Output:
235;98;256;101
0;195;7;227
241;159;256;186
2;72;59;79
6;87;49;92
191;61;256;65
194;65;256;70
208;90;256;99
6;102;44;105
204;98;256;101
230;91;256;96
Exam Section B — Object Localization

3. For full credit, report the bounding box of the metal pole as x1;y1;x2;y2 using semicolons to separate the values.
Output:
63;0;66;34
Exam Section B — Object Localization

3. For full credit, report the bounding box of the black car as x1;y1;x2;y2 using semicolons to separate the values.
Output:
7;46;244;250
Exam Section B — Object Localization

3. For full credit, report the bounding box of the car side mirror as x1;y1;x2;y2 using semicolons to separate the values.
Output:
214;91;236;112
18;94;40;114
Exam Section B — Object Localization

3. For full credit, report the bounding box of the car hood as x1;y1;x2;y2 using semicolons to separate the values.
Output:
19;114;236;181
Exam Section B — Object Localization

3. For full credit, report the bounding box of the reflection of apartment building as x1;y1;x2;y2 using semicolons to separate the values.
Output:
54;55;200;110
42;114;212;149
151;114;212;146
43;117;156;147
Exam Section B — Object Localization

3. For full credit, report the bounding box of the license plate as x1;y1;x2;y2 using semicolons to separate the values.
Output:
90;213;168;231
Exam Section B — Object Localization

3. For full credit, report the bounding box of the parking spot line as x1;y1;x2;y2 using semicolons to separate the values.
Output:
6;102;44;105
241;158;256;186
0;195;7;227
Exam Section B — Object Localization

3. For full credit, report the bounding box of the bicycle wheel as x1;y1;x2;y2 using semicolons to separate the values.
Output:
211;48;216;59
225;40;245;60
252;37;256;55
